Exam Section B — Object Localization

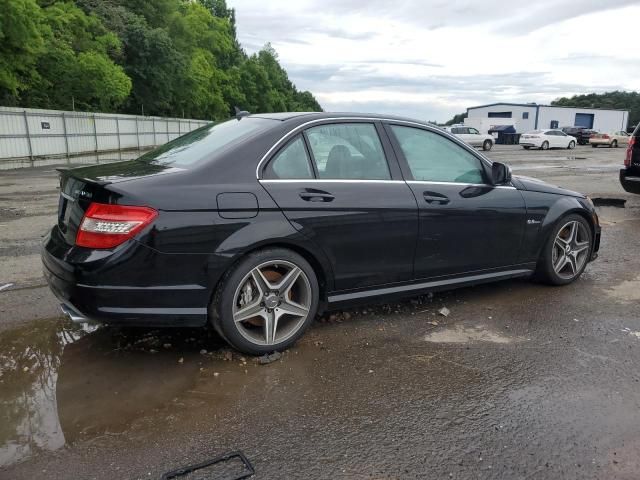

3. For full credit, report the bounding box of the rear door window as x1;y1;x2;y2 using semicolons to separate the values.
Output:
264;136;314;179
305;123;391;180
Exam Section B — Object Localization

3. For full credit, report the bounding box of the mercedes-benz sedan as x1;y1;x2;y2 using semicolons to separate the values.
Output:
43;112;601;354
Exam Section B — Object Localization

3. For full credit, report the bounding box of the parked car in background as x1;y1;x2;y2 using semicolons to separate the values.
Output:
42;112;600;354
561;126;596;145
519;129;576;150
589;131;630;148
621;124;640;194
444;125;494;151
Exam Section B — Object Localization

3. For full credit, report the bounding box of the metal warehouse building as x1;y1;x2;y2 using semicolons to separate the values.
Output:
464;102;629;134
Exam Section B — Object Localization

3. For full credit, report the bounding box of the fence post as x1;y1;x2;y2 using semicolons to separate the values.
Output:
23;111;33;162
115;116;121;160
61;112;70;162
92;113;98;152
135;116;140;151
152;118;157;146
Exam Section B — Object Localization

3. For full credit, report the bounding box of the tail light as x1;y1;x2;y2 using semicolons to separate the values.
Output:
76;203;158;249
624;137;635;167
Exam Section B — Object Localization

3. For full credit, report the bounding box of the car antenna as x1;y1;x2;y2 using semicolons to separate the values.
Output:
234;106;250;120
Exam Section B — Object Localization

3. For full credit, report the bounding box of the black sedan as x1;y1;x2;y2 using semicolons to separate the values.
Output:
43;112;601;354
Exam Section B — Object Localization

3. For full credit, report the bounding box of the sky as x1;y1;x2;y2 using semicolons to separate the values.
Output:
228;0;640;122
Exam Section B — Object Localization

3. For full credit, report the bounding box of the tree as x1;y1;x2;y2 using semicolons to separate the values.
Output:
444;112;467;126
0;0;46;104
4;0;322;119
552;91;639;128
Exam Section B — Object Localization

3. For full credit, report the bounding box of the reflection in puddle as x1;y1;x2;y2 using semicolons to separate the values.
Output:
0;319;217;467
424;324;519;344
606;275;640;303
0;319;85;466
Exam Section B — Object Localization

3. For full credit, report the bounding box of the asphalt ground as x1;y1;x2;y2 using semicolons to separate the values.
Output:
1;144;639;479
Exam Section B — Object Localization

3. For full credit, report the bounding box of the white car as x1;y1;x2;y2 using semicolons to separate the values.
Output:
519;129;576;150
444;126;494;151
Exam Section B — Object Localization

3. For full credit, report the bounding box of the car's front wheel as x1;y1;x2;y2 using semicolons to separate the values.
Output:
535;214;592;285
211;248;319;355
567;140;576;149
612;140;618;148
541;141;549;150
482;140;493;151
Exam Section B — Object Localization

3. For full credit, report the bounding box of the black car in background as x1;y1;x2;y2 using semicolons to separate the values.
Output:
42;112;601;354
561;126;596;145
621;124;640;194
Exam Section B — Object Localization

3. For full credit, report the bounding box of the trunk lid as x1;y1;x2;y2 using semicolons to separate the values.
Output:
55;160;176;245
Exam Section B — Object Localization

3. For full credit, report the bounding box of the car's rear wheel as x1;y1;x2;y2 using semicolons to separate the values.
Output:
211;248;319;355
482;140;492;151
535;214;592;285
612;140;618;148
541;141;549;150
523;146;530;150
592;144;598;148
567;140;575;149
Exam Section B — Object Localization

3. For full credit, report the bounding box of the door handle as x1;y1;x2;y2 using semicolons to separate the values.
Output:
299;190;335;202
423;192;450;205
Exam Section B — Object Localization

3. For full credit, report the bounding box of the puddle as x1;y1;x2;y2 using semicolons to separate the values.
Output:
606;275;640;303
0;319;221;467
424;324;518;344
592;198;626;208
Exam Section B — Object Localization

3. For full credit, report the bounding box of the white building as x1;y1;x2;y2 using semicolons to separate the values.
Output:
464;102;629;134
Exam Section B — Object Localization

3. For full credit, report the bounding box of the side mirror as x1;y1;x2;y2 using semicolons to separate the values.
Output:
491;162;512;185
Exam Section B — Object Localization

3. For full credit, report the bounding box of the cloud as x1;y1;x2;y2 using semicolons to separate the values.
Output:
228;0;640;121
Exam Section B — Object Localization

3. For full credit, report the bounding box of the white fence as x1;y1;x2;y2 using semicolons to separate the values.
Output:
0;106;211;164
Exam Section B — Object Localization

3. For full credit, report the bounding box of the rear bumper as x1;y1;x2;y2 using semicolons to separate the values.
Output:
620;168;640;194
42;227;213;327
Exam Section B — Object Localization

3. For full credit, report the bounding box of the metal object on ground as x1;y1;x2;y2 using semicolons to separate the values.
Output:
160;451;254;480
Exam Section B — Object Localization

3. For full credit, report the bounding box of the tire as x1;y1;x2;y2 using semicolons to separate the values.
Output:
567;140;575;150
482;140;492;151
541;141;549;150
534;214;593;286
523;146;530;150
592;144;598;148
210;248;320;355
612;140;618;148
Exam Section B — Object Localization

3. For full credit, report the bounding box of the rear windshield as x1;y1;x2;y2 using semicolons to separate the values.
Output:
138;117;275;167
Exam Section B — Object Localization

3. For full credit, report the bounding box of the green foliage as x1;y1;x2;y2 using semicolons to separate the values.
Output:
0;0;322;119
444;112;467;126
552;91;639;129
0;0;46;103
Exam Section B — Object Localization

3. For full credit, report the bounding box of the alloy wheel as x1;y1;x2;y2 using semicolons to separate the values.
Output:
552;221;590;280
232;260;312;346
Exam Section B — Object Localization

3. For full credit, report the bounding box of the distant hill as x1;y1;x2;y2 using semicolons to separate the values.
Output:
552;91;639;129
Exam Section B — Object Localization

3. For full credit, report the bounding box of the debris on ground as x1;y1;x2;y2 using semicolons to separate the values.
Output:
223;351;233;361
199;349;207;355
178;357;184;364
256;351;282;365
428;321;439;326
438;307;450;317
0;283;14;292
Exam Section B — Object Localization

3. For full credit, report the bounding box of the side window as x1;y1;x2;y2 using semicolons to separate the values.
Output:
468;128;479;135
264;136;313;179
451;127;461;134
390;125;486;184
522;112;529;119
306;123;390;180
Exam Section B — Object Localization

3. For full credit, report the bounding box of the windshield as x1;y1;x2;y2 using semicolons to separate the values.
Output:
137;117;275;167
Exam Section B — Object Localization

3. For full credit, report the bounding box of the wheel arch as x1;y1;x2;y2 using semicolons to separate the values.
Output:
536;201;597;260
206;238;334;315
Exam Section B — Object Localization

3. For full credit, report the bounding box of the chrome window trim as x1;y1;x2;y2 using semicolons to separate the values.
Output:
259;179;406;184
255;116;487;179
406;180;517;190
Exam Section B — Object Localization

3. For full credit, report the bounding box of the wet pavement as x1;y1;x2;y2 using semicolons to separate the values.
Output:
1;145;640;479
